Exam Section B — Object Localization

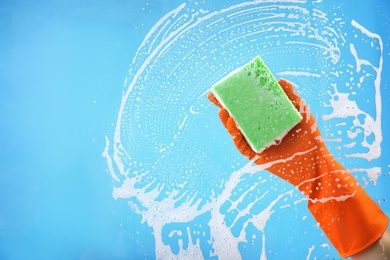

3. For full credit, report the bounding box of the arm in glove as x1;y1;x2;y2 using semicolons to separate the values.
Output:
208;78;389;258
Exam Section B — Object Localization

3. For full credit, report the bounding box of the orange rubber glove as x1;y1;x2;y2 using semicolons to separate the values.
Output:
208;79;389;257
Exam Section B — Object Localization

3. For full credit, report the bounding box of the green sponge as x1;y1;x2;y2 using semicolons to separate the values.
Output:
211;56;303;153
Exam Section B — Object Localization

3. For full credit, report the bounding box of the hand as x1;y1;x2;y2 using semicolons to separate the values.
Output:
208;79;354;196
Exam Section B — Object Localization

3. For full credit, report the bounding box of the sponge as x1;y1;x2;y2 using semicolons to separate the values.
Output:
211;56;303;153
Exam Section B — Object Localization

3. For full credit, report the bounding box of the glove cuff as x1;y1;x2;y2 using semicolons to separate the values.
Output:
308;186;389;257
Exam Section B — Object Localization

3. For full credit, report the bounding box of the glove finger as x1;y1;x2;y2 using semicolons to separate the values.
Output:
207;92;223;109
226;117;255;156
278;79;311;125
237;139;254;157
253;154;266;165
218;108;229;128
226;117;241;138
278;79;301;109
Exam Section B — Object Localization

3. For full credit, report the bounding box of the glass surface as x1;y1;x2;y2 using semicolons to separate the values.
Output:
1;0;389;259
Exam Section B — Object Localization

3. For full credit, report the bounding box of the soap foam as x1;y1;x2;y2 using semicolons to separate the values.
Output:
103;1;385;259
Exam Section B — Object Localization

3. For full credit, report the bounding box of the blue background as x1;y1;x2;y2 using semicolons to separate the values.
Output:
1;0;389;259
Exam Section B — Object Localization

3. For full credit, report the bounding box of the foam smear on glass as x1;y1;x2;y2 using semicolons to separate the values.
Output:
102;1;384;259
